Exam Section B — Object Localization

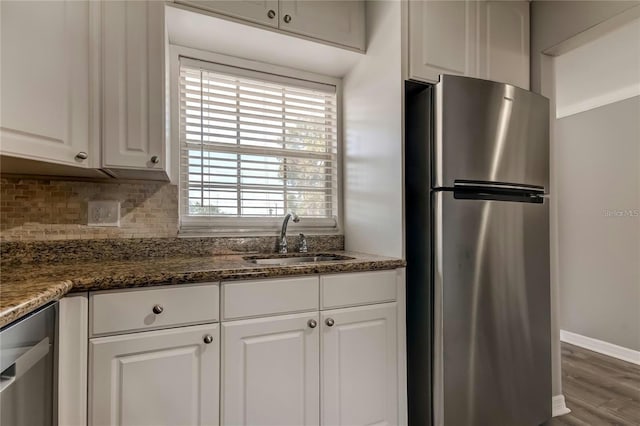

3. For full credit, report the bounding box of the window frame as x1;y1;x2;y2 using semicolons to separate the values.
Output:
170;46;343;236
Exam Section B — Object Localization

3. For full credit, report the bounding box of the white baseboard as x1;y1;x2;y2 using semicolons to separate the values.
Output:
560;330;640;365
552;395;571;417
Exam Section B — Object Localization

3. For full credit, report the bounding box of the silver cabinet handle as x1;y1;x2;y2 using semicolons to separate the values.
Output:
75;152;88;161
283;14;292;23
307;319;317;329
267;9;276;19
325;318;335;327
152;304;163;314
150;155;159;164
203;334;213;344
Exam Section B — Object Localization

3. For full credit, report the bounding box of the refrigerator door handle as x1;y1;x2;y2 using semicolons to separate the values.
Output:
453;190;545;204
454;180;545;194
433;191;445;426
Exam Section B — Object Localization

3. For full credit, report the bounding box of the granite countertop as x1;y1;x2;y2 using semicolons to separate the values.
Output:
0;251;405;328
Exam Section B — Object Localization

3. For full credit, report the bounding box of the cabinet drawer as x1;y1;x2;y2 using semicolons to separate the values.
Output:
222;276;319;320
321;270;398;309
90;283;219;336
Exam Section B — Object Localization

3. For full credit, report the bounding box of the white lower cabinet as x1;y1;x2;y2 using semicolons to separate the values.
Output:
89;323;220;426
221;312;320;426
321;303;398;426
84;271;404;426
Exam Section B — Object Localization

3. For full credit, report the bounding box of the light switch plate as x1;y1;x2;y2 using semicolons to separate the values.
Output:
88;201;120;227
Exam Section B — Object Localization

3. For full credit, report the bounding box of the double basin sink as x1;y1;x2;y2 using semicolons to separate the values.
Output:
244;253;354;266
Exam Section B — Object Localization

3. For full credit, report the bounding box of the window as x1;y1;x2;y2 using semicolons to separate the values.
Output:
179;58;339;233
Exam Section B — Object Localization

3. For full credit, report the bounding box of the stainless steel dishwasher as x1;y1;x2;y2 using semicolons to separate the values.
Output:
0;302;57;426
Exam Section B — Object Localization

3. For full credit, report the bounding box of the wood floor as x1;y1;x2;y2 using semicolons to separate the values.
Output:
546;342;640;425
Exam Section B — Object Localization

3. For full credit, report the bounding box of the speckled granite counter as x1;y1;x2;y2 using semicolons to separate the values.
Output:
0;251;405;328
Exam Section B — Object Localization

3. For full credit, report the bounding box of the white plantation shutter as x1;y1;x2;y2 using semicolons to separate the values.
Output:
179;58;339;232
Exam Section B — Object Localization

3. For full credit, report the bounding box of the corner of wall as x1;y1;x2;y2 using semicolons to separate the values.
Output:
342;0;404;258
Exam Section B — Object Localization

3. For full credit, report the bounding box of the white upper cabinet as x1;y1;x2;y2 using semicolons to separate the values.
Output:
0;0;95;167
173;0;365;51
222;312;320;425
279;0;365;51
101;0;168;179
478;1;530;89
321;303;398;426
409;0;479;83
90;324;220;426
408;0;530;88
175;0;280;27
1;0;169;179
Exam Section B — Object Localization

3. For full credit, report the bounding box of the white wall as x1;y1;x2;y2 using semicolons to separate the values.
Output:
551;14;640;353
531;0;640;93
342;0;403;258
531;0;640;398
555;95;640;351
555;18;640;118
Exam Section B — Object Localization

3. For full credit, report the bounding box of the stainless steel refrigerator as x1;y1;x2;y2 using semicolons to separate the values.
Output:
405;75;552;426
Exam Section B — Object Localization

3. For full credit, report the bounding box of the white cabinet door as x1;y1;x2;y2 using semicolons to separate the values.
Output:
321;303;398;426
90;324;219;426
409;0;479;83
175;0;280;27
101;0;167;175
279;1;365;51
0;0;93;167
478;1;530;89
222;312;320;426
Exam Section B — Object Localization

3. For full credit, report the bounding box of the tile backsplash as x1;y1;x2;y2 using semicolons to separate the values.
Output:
1;177;178;241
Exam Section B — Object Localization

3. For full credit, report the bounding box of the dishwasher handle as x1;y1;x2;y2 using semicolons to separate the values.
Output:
0;337;51;393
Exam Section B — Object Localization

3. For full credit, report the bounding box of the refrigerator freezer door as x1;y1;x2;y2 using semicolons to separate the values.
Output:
434;75;549;190
433;191;551;426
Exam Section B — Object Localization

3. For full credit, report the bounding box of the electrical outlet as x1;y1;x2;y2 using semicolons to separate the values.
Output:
88;201;120;227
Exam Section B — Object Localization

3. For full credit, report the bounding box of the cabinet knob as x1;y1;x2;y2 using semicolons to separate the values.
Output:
75;152;88;161
283;14;292;23
267;9;276;19
325;318;335;327
307;319;317;329
150;155;159;164
203;334;213;344
152;304;164;315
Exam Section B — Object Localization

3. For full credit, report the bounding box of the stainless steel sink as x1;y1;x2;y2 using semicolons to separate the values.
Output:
244;253;354;266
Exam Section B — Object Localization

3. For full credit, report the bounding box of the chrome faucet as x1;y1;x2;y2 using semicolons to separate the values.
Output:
279;212;300;254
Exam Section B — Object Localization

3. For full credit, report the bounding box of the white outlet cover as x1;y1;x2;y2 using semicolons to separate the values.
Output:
88;200;120;227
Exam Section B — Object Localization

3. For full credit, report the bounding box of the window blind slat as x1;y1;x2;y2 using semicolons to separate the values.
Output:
180;60;339;224
182;85;338;110
180;111;338;135
180;97;338;123
180;74;336;99
183;166;338;179
181;122;338;139
181;144;336;163
183;132;338;148
181;105;338;127
180;102;337;127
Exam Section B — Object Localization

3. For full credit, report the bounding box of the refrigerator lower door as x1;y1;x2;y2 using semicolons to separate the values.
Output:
433;191;551;426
